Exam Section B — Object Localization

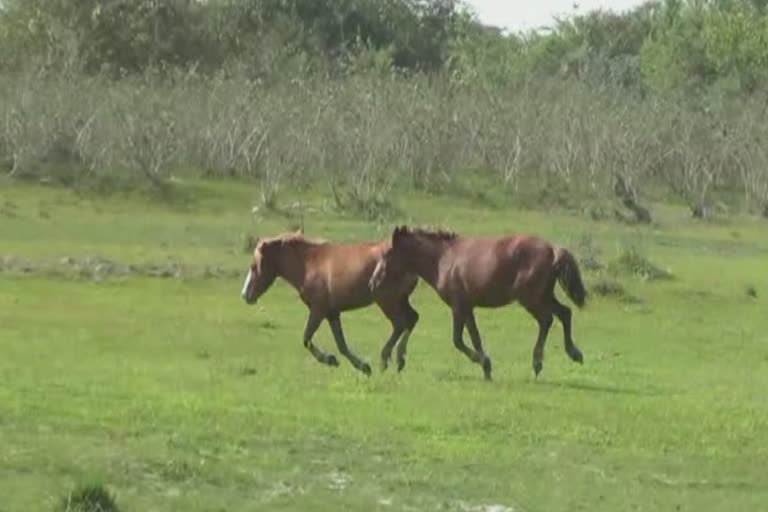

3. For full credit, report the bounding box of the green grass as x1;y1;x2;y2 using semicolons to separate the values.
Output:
2;178;768;511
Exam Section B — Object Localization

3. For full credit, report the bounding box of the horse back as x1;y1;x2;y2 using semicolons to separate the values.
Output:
310;241;415;311
452;234;552;268
446;235;555;306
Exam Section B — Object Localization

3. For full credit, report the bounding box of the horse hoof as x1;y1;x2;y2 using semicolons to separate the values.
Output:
396;359;406;372
533;361;543;377
361;362;372;376
482;357;493;378
327;355;340;367
380;358;389;372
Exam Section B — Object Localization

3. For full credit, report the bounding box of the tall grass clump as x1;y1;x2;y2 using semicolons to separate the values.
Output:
57;481;120;512
609;244;674;282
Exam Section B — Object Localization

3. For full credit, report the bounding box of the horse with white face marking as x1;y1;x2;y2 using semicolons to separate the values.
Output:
241;230;420;375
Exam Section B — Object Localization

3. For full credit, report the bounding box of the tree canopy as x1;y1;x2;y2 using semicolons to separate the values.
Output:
1;0;768;95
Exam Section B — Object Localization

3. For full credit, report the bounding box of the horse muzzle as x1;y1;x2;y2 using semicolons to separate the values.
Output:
241;270;258;305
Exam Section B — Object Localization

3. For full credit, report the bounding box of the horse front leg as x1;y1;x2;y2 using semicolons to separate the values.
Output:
376;298;407;372
451;309;487;378
303;310;339;367
327;312;372;376
377;297;420;373
379;323;405;372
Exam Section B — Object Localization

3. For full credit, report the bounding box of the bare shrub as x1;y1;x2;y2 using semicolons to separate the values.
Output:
604;99;658;223
658;103;724;218
480;82;547;192
114;103;178;189
1;63;767;221
738;143;768;217
726;100;768;217
0;72;105;183
572;233;604;272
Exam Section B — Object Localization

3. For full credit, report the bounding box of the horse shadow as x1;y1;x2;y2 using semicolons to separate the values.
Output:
531;379;672;397
433;370;670;397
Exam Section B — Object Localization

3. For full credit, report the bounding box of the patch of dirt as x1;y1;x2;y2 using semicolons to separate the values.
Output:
456;501;517;512
264;480;304;500
327;469;351;491
0;254;242;281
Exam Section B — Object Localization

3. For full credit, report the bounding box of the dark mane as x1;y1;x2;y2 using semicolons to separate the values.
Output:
405;225;458;241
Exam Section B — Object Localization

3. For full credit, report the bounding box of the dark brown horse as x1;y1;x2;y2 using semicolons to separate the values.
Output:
369;226;587;380
241;230;420;375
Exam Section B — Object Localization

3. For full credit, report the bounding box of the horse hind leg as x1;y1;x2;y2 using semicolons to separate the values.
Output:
552;298;583;364
523;302;553;377
376;297;408;372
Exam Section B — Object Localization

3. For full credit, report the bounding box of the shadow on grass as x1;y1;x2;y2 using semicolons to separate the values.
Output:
434;371;671;397
433;370;484;383
533;379;672;397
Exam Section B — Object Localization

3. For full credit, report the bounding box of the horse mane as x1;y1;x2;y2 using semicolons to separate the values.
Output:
263;231;327;249
403;225;458;241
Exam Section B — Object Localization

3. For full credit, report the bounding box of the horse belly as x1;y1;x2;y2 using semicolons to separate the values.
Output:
475;292;517;308
325;258;377;312
334;288;375;312
338;300;373;313
464;271;517;308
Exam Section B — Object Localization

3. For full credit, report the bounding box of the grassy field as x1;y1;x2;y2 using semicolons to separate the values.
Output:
1;177;767;511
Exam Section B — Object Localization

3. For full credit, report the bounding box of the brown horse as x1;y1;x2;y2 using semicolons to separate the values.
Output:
369;226;587;380
241;230;420;375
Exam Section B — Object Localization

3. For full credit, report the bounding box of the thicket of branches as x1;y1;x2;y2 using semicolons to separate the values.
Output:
2;0;768;220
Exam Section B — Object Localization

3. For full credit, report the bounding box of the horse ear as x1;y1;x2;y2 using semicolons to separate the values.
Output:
392;225;405;246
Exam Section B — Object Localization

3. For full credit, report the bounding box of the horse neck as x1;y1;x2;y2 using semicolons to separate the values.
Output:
274;242;310;290
406;237;447;287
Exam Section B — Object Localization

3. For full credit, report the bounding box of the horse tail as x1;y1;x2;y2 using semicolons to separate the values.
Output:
553;247;587;308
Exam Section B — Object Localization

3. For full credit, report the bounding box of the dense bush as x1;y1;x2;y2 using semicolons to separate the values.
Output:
1;0;768;219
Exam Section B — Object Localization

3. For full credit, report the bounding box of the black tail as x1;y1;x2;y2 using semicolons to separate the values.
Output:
554;248;587;308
